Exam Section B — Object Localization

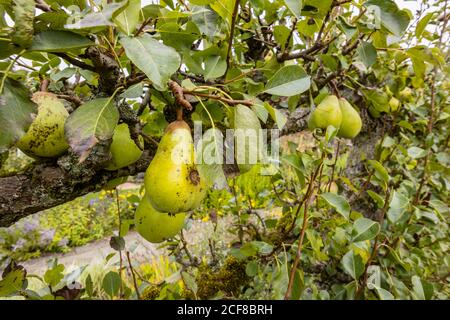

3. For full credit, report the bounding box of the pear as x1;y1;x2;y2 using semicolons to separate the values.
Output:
16;92;69;158
144;120;207;213
104;123;143;171
337;98;362;139
308;95;342;131
135;195;186;243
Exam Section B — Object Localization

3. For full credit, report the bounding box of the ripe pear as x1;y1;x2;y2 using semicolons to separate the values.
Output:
135;195;186;243
104;123;143;171
308;95;342;131
337;98;362;139
144;120;207;213
16;92;69;158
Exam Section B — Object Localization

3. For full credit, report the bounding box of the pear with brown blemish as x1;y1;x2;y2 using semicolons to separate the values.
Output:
144;120;207;213
16;92;69;158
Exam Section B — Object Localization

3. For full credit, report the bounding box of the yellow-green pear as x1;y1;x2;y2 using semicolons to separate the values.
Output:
308;95;342;131
135;195;186;243
144;120;207;213
389;97;400;112
104;123;143;171
337;98;362;139
16;92;69;158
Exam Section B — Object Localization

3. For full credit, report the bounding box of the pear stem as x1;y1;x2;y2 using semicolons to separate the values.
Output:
176;107;183;121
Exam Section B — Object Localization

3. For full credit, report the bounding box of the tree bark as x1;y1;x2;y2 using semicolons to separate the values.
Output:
0;150;154;227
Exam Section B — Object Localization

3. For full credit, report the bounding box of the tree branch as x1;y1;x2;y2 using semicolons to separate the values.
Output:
0;150;155;228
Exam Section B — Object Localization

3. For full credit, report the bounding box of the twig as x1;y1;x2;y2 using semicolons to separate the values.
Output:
169;80;193;110
183;89;254;106
52;52;96;72
225;0;241;74
137;88;152;116
35;0;51;12
57;94;83;107
40;78;49;92
327;140;341;192
355;189;391;299
126;251;141;300
284;161;323;300
115;189;124;299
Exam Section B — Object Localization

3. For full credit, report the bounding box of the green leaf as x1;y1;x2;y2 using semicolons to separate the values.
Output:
210;0;234;26
232;104;263;173
374;286;395;300
204;55;227;79
363;0;410;37
65;98;119;162
352;217;380;242
44;263;65;287
191;6;220;40
264;65;311;97
65;2;128;29
387;191;410;224
50;68;77;82
411;276;433;300
120;34;181;91
11;0;34;47
320;192;350;220
85;274;93;297
367;190;385;208
0;269;26;296
341;250;364;280
263;102;287;129
181;272;198;295
284;0;302;19
159;21;200;52
367;159;390;187
407;146;427;159
245;261;258;277
102;271;121;298
0;79;37;152
30;31;94;52
114;0;141;36
190;0;215;4
415;13;434;39
356;41;377;68
109;236;125;251
196;128;228;189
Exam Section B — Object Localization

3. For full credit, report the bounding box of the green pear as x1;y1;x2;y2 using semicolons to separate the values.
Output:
135;195;186;243
16;92;69;158
104;123;143;171
308;95;342;131
144;120;207;213
337;98;362;139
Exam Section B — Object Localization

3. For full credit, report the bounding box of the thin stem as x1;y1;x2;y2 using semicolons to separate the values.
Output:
0;50;26;94
126;251;141;300
115;188;124;299
225;0;241;74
